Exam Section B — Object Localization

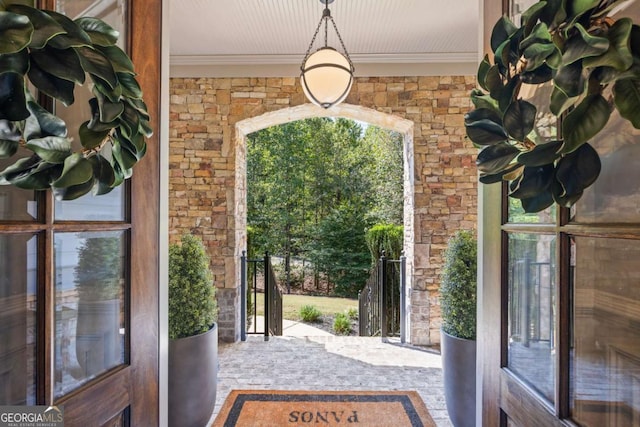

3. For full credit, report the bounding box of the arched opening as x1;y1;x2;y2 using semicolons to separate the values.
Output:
234;104;415;341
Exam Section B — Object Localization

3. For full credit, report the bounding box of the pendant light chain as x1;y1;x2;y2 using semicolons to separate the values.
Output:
300;0;355;109
324;0;329;47
301;13;324;66
328;15;353;70
300;0;354;71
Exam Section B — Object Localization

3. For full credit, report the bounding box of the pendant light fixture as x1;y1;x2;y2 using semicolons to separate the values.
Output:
300;0;355;109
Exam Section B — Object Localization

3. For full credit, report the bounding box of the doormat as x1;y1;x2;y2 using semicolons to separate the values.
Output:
211;390;437;427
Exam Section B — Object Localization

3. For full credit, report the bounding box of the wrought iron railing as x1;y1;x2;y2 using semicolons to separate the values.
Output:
241;251;282;341
358;253;406;341
359;259;381;337
264;253;283;338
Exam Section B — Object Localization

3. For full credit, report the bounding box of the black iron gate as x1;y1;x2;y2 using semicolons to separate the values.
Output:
358;253;406;341
241;251;283;341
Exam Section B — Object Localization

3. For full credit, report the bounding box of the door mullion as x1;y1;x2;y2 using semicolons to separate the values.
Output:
555;232;570;419
43;189;54;403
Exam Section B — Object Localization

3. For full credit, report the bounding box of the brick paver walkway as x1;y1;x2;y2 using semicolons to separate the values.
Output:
208;335;453;426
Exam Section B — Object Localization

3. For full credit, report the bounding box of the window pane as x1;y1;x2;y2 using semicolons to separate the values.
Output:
54;231;126;398
508;197;556;224
0;146;38;222
571;109;640;223
53;0;127;222
0;234;37;405
571;237;640;426
510;0;539;22
507;233;556;403
507;82;557;224
54;186;125;222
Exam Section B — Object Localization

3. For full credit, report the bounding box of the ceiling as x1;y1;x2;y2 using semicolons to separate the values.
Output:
169;0;480;78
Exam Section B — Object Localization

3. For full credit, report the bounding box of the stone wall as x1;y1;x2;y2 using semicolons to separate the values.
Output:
169;76;478;344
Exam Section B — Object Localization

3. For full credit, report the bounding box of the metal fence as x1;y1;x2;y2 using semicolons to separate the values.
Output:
358;253;406;341
241;251;283;341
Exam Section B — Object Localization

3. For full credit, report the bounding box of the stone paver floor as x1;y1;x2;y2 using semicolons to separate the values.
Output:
208;335;453;426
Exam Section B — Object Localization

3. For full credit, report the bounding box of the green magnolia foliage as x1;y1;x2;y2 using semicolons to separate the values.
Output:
365;224;403;263
169;234;218;340
440;230;477;340
467;0;640;212
0;3;150;199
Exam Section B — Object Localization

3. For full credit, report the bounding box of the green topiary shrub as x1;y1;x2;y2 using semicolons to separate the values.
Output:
333;313;351;335
299;305;322;323
440;230;477;340
169;234;218;340
365;224;403;262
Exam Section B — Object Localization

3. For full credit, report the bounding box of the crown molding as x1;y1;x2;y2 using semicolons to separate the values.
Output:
170;53;478;78
170;52;477;66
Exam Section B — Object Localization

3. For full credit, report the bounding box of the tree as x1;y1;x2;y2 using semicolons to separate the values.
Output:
246;118;404;297
305;201;371;298
362;126;404;225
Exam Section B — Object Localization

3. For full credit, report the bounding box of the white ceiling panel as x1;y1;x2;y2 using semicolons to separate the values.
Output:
169;0;480;76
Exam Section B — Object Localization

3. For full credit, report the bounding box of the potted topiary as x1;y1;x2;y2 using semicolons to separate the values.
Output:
169;234;218;427
439;230;477;427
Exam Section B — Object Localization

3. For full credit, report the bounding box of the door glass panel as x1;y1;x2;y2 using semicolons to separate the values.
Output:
510;0;539;22
54;187;125;222
507;82;557;224
54;231;127;398
507;233;556;403
0;147;38;222
571;109;640;223
0;234;37;405
506;414;521;427
53;0;127;222
508;197;556;224
571;237;640;426
102;407;129;427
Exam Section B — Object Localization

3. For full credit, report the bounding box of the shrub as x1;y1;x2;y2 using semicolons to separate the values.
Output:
346;307;358;320
365;224;403;262
169;234;218;340
333;313;351;335
299;305;322;323
440;230;477;340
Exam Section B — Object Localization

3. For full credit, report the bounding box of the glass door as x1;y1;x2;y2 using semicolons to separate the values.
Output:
0;0;160;425
493;2;640;426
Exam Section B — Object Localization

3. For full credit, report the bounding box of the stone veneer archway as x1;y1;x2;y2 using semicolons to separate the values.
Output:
235;104;416;342
169;76;478;344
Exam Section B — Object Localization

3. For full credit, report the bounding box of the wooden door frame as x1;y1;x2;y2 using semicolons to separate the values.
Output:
33;0;163;424
129;0;162;425
477;1;505;426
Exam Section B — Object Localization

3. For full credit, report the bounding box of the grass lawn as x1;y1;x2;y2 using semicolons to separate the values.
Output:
252;293;358;320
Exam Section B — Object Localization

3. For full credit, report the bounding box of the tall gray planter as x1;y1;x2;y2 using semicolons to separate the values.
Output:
441;329;476;427
169;324;218;427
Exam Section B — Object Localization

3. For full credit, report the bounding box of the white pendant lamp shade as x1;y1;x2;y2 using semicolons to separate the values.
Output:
300;0;354;109
301;48;354;109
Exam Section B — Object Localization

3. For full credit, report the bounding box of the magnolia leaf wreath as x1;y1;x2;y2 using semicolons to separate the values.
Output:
466;0;640;212
0;3;150;200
